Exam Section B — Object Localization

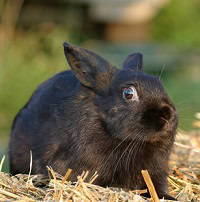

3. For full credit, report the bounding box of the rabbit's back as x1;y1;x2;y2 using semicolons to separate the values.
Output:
9;70;79;174
12;70;78;128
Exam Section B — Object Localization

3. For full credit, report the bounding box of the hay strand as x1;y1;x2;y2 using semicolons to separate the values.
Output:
141;170;159;202
0;130;200;201
0;155;5;172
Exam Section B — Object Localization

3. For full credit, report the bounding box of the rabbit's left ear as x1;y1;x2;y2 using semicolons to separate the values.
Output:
123;53;143;71
64;42;117;91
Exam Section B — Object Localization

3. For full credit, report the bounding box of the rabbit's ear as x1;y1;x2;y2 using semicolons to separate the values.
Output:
64;42;116;90
123;53;143;71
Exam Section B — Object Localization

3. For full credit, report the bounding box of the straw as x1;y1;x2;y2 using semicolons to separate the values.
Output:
0;129;199;201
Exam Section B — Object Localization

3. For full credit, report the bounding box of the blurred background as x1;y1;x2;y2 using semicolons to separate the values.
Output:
0;0;200;171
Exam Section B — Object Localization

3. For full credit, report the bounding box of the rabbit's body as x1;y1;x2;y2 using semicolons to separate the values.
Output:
9;43;178;200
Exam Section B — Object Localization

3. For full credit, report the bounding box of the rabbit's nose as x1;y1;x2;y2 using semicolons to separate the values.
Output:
159;106;171;122
159;105;177;128
141;103;177;131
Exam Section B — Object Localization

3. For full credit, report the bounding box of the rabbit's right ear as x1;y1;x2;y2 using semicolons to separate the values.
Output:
63;42;117;91
123;53;143;71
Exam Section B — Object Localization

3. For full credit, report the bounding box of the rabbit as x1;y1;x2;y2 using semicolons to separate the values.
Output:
9;42;178;200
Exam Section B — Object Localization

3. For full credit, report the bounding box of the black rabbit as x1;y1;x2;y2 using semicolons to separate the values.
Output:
9;42;178;200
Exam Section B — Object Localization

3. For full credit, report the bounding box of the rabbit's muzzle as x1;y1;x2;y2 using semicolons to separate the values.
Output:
141;104;177;132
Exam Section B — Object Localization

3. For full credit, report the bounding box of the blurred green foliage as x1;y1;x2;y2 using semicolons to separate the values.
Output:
0;0;199;173
0;27;70;137
152;0;200;49
151;0;200;130
0;0;200;150
161;69;200;132
0;30;199;139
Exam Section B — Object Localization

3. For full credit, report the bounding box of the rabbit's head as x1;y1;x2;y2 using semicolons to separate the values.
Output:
64;42;178;143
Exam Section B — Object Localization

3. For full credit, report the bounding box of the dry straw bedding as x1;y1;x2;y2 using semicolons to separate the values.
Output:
0;130;200;202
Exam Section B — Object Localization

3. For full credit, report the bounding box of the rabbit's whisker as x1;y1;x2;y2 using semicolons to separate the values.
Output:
125;139;139;172
159;64;166;81
177;106;192;112
111;138;135;184
98;131;134;173
130;135;145;172
178;117;193;121
111;130;144;184
125;130;144;172
176;96;191;106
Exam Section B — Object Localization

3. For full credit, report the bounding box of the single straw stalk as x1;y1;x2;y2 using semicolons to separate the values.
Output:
141;170;160;202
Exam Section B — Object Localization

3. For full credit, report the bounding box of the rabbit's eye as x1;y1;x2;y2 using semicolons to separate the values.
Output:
123;87;139;101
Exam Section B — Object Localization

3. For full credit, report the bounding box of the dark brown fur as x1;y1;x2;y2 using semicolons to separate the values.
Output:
9;43;178;200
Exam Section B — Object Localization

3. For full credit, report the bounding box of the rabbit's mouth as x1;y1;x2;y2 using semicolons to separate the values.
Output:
161;118;173;132
159;106;178;132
